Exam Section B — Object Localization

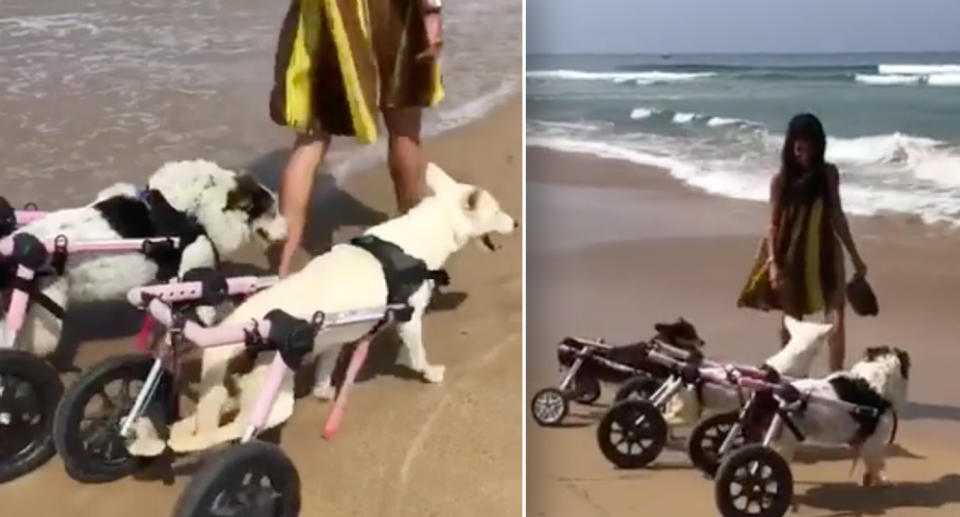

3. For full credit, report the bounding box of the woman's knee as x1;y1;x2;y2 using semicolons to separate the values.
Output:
382;107;422;140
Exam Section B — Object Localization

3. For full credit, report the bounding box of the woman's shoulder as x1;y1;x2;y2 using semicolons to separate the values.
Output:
823;162;840;183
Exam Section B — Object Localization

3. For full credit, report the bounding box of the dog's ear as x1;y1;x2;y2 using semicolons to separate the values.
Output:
226;174;274;219
864;345;891;361
894;347;911;379
425;162;458;196
465;188;482;212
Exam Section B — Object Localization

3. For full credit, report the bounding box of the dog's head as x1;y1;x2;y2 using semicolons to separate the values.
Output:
653;317;705;351
224;173;288;245
764;315;833;377
148;160;287;253
424;163;517;252
851;345;911;409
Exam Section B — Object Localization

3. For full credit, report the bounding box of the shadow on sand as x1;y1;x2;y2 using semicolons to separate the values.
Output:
796;473;960;516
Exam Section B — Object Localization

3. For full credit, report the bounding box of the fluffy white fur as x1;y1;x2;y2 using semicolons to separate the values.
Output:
0;159;286;356
776;349;909;486
663;316;834;426
127;163;517;455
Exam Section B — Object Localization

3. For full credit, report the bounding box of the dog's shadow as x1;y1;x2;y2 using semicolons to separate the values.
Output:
795;473;960;516
793;443;924;464
901;401;960;423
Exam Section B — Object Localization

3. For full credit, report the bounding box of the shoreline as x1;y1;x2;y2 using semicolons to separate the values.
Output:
526;145;960;516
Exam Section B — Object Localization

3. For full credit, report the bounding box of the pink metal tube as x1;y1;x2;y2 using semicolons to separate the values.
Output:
2;266;35;348
243;353;292;440
146;298;269;348
322;336;372;440
0;236;180;257
14;211;46;224
126;275;278;307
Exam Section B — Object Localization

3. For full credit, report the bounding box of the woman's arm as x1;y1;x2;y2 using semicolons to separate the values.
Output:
767;173;783;266
826;164;867;275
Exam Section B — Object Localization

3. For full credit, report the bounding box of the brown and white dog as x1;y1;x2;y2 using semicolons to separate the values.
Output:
783;346;910;486
1;159;287;356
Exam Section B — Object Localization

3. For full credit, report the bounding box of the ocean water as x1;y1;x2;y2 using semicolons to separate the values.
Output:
527;53;960;225
0;0;520;204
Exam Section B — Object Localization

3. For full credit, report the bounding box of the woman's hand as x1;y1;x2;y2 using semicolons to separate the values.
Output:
853;255;868;277
416;11;443;61
768;260;782;290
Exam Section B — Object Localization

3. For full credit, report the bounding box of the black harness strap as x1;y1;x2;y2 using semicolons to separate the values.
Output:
9;275;65;320
139;189;221;280
350;235;450;304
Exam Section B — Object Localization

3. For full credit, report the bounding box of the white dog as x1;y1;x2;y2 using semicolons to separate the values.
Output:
663;315;834;426
779;346;909;486
0;159;287;356
127;163;517;455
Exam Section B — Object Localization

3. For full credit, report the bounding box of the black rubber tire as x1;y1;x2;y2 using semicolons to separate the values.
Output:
53;354;174;483
613;376;662;403
172;441;300;517
571;376;601;405
0;350;63;483
688;411;746;478
530;388;569;426
596;399;667;469
714;444;792;517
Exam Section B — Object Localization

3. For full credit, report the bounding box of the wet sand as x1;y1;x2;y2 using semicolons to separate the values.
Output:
0;98;521;516
526;147;960;516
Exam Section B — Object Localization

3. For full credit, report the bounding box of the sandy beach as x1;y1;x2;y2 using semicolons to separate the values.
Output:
0;97;522;516
526;146;960;516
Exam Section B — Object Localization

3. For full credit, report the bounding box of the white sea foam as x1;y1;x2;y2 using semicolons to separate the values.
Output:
528;126;960;226
878;64;960;75
672;112;696;123
706;117;747;127
630;107;660;119
927;73;960;86
855;73;923;86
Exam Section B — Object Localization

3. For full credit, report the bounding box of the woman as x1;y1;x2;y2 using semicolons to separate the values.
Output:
269;0;445;277
738;113;867;371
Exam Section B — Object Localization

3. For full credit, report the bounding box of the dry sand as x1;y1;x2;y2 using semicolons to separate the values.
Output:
526;147;960;516
0;98;521;516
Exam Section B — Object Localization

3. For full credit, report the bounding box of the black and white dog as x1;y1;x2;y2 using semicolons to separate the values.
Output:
1;159;287;356
782;346;910;486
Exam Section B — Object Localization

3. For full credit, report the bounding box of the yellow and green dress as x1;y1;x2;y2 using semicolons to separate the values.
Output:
269;0;445;143
737;187;844;316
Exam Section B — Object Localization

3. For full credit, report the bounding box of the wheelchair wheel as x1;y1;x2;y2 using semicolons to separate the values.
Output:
714;444;792;517
596;399;667;469
531;388;568;426
0;350;63;483
172;441;299;517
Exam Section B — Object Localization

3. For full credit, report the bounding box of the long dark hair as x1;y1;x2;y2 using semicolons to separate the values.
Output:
779;113;828;204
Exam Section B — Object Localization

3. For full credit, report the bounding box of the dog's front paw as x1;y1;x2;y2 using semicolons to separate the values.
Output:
422;364;446;384
312;383;336;401
862;472;892;487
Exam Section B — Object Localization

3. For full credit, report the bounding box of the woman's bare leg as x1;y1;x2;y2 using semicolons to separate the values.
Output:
277;131;331;277
382;107;424;213
826;299;846;372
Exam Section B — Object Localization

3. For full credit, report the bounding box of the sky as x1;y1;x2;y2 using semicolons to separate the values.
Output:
526;0;960;54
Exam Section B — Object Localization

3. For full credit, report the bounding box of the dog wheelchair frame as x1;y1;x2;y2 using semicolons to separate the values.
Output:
0;229;188;482
52;276;411;517
710;370;893;517
530;335;672;426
